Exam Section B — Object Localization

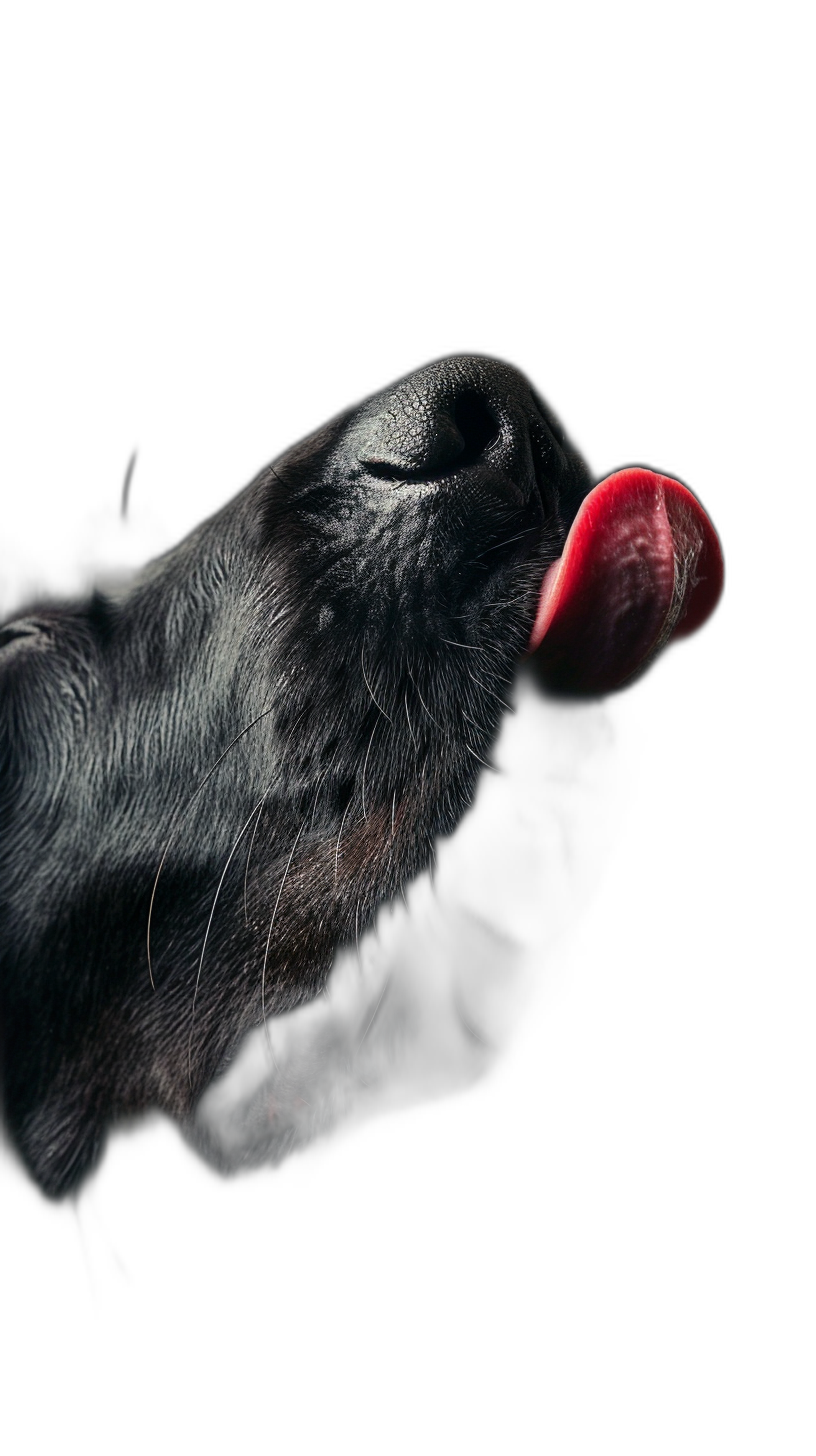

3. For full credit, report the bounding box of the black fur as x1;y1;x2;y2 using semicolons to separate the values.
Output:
0;355;590;1197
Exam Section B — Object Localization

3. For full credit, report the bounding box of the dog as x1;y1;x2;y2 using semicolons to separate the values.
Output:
0;355;723;1197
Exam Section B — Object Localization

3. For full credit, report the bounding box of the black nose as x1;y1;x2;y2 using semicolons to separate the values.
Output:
352;355;538;488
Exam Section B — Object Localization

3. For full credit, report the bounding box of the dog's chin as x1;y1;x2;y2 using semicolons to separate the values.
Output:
190;966;402;1170
198;995;346;1153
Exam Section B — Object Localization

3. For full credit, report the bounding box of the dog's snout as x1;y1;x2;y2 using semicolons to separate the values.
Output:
355;355;535;488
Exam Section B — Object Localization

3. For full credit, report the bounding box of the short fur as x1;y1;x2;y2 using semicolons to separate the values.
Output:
0;355;590;1197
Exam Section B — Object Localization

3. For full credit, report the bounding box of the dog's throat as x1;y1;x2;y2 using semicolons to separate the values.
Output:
199;1007;342;1141
528;468;723;694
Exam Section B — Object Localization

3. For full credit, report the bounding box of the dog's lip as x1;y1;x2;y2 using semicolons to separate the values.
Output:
527;468;724;694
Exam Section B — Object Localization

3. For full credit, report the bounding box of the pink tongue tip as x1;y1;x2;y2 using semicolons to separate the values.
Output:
528;467;724;695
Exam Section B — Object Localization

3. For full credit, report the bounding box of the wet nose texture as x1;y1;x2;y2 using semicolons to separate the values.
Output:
361;389;500;480
356;356;530;484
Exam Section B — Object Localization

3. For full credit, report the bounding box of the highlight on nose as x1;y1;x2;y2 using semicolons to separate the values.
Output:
360;387;500;481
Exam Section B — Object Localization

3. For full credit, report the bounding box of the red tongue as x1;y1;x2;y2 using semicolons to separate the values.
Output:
528;468;723;694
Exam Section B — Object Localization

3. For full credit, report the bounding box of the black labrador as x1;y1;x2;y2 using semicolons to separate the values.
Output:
0;355;722;1197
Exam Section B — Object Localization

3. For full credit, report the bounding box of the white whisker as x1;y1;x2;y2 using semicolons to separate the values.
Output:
334;794;354;882
187;796;267;1084
243;789;270;924
464;743;493;769
147;704;277;989
404;692;418;751
361;722;378;818
438;636;481;651
407;661;441;730
464;663;508;709
260;817;308;1025
361;643;393;724
472;525;537;558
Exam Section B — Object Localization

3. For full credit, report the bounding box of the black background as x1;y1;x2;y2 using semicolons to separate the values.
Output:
3;147;763;1374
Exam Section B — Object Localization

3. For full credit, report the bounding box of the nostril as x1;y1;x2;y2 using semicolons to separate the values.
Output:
360;386;501;482
450;390;500;468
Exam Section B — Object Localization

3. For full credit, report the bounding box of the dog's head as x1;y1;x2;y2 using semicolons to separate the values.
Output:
0;355;722;1196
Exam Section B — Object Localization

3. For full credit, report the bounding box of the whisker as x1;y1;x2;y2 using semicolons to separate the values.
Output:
464;743;493;769
471;525;537;559
361;643;393;724
260;817;308;1025
243;780;275;924
403;692;418;751
239;699;312;920
277;703;312;756
361;722;378;818
146;704;277;989
334;794;354;882
460;705;485;734
464;663;508;710
188;796;266;1084
407;661;441;731
309;764;333;831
